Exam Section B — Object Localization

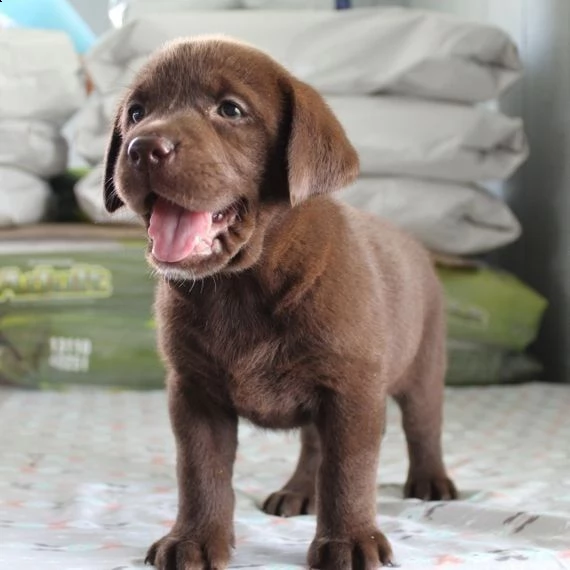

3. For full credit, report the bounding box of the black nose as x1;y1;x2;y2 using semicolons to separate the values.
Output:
127;136;175;168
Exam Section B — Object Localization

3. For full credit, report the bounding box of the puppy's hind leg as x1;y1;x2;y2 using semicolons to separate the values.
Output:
262;424;320;517
394;307;457;501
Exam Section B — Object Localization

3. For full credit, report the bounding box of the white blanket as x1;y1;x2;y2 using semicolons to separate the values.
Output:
0;29;85;127
121;0;337;17
0;168;52;227
86;9;522;103
0;121;68;178
123;0;243;20
0;384;568;569
74;166;520;254
74;93;527;183
74;165;140;225
339;178;521;255
328;96;527;182
73;93;117;167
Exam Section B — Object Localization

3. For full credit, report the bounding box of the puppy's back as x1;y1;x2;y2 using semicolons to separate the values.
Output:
330;198;444;383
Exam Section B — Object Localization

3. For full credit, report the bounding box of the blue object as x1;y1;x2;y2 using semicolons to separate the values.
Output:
0;0;96;53
336;0;352;8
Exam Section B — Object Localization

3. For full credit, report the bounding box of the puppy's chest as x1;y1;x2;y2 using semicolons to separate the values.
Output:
227;336;316;428
166;287;318;428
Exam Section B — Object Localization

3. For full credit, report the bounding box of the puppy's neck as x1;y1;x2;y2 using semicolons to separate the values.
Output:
255;196;336;309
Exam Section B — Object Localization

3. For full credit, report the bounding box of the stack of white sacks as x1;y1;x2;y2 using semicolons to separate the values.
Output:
0;29;85;227
74;8;528;256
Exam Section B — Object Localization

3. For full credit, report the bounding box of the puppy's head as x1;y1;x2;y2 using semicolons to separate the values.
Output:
104;36;358;280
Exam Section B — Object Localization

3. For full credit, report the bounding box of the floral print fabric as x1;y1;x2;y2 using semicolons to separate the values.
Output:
0;383;569;569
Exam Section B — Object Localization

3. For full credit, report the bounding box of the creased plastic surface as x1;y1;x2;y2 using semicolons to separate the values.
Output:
0;29;85;127
0;168;52;227
339;178;521;255
0;120;68;178
74;165;521;255
74;92;528;183
86;9;522;103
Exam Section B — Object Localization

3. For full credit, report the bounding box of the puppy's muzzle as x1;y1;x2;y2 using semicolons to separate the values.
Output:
128;135;175;169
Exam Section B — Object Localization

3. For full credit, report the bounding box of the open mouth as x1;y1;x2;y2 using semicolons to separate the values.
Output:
147;194;242;263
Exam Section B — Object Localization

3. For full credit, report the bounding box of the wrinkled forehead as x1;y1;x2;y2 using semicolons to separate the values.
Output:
128;39;286;116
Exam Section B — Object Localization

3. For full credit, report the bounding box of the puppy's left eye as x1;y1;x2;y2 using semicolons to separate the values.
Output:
128;104;145;123
218;101;244;120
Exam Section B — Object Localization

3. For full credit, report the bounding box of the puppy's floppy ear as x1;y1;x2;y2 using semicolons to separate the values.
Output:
286;79;359;206
103;111;125;213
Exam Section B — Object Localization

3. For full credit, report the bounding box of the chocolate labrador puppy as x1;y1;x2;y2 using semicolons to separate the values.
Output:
103;36;457;570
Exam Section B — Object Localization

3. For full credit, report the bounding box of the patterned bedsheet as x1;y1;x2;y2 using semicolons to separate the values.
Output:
0;383;569;569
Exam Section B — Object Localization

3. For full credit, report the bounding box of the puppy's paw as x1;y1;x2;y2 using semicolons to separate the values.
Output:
308;528;394;569
262;488;316;517
145;529;232;570
404;472;458;501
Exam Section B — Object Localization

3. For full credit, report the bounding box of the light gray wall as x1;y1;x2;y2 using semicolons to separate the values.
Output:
68;0;405;37
68;0;111;35
496;1;569;384
408;0;570;383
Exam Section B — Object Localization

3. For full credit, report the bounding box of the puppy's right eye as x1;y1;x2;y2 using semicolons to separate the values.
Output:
218;100;244;120
128;104;145;124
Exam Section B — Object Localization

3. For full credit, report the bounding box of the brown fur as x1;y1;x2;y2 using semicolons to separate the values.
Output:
103;36;457;570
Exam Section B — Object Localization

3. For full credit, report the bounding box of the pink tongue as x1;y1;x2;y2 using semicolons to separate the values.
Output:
148;197;212;263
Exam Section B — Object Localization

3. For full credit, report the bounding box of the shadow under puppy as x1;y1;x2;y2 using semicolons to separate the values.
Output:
103;36;457;570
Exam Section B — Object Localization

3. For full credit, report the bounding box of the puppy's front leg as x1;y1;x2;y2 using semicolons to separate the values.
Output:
309;389;393;569
146;378;238;570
